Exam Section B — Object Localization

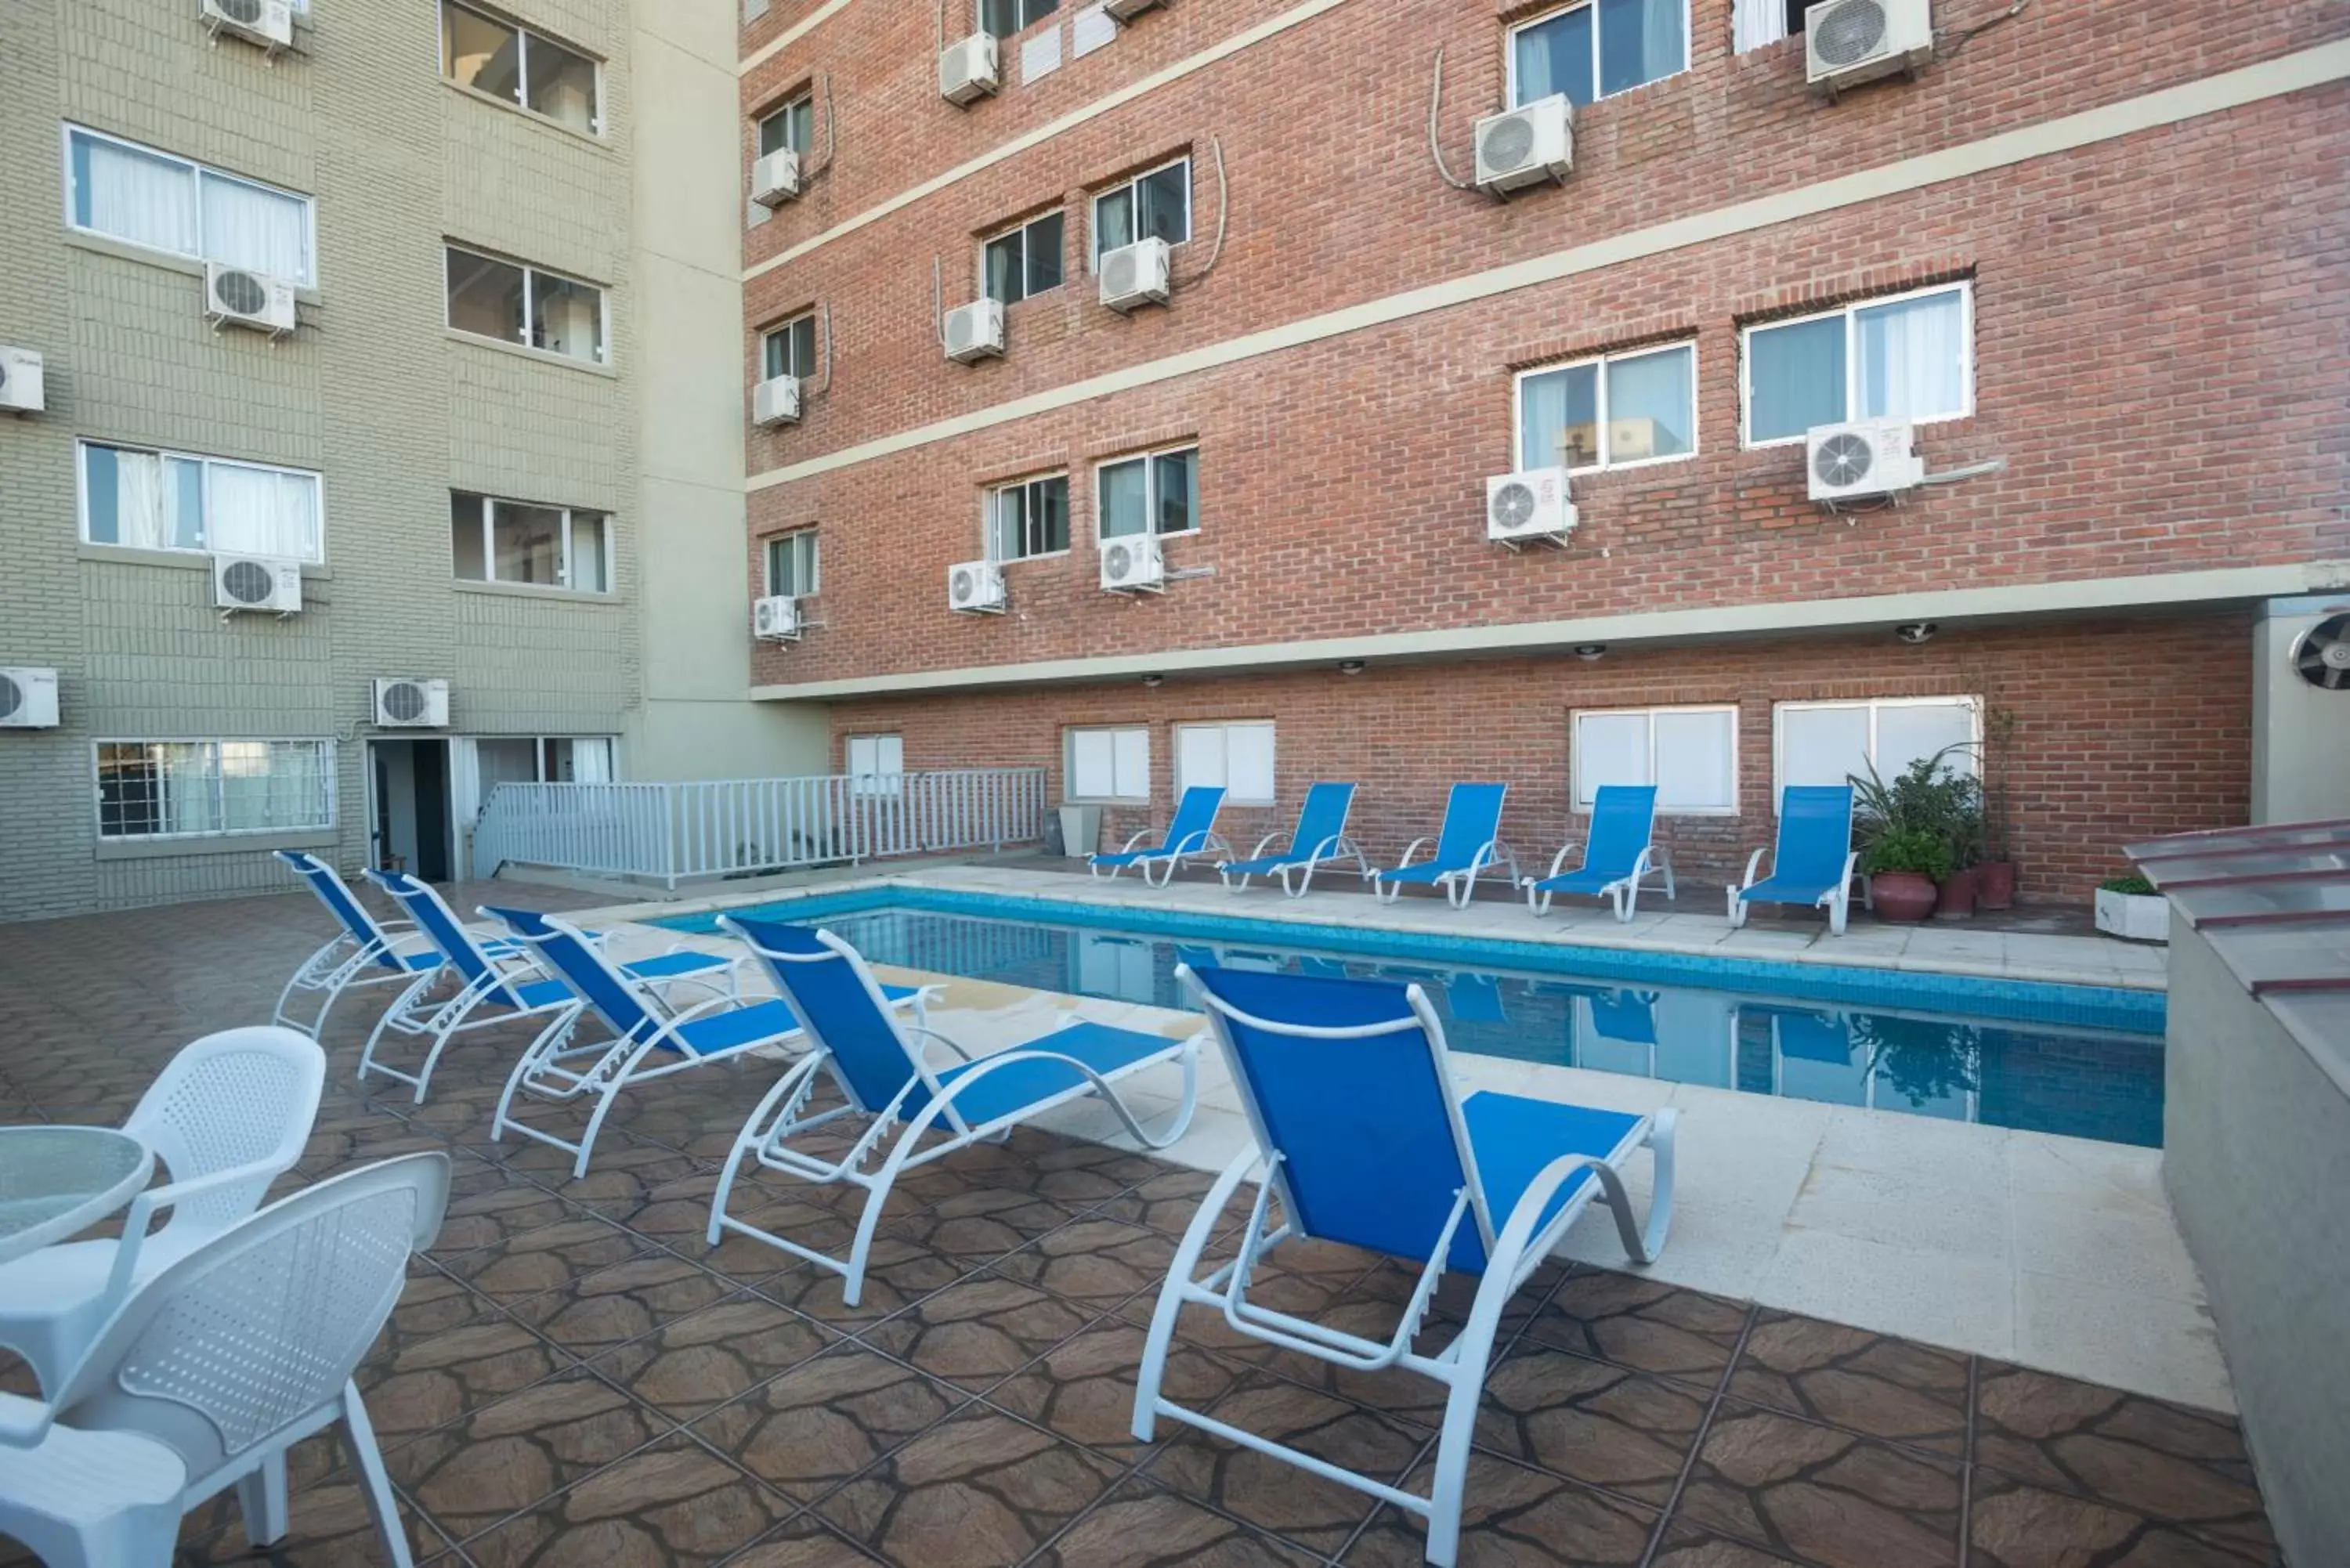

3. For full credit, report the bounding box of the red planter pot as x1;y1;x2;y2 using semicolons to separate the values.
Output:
1976;861;2017;911
1936;866;1980;919
1870;871;1940;922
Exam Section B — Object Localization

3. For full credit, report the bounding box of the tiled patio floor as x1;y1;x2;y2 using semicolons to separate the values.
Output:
0;889;2276;1568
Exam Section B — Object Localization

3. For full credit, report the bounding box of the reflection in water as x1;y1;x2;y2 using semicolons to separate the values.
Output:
803;909;2164;1149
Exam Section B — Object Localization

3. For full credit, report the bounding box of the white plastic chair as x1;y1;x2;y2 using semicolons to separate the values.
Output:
0;1151;451;1568
0;1026;325;1394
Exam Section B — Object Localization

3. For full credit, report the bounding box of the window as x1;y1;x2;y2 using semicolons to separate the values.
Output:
79;441;323;562
848;733;904;796
1775;696;1979;809
765;529;819;597
981;0;1057;37
450;493;610;592
989;475;1069;561
1743;283;1972;446
1517;343;1696;473
758;95;813;158
982;211;1065;305
1097;446;1195;540
763;314;816;381
446;246;606;363
1092;159;1190;265
1509;0;1687;108
96;739;334;840
64;126;315;286
1571;706;1737;815
442;2;602;134
1175;722;1275;805
1067;726;1150;802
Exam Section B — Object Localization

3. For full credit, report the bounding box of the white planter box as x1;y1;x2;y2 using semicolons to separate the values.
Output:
2095;889;2171;943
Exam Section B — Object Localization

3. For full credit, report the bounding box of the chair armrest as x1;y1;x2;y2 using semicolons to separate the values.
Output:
1739;846;1770;889
104;1160;288;1300
1246;831;1290;860
0;1393;56;1450
1376;836;1433;876
902;1023;976;1066
1545;841;1585;880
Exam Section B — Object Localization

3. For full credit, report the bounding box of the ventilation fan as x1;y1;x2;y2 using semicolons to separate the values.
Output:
212;553;303;613
372;677;450;728
1805;420;1924;501
1805;0;1933;92
1485;468;1575;546
948;559;1007;612
204;262;297;335
1473;96;1574;193
1100;532;1166;592
2292;612;2350;691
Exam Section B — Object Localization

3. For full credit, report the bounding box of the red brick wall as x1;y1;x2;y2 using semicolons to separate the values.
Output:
821;614;2254;901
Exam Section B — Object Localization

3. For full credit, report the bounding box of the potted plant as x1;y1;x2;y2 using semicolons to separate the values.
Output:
1974;706;2019;909
1860;826;1950;920
1851;747;1983;922
2095;873;2169;942
1852;1013;1981;1108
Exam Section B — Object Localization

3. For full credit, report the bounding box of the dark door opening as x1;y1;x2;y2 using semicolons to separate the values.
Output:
370;739;453;883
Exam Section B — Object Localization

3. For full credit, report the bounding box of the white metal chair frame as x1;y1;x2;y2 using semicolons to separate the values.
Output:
0;1027;326;1396
271;853;446;1038
708;920;1202;1306
1217;828;1368;898
1093;825;1238;888
1522;840;1677;923
0;1152;450;1568
1132;975;1674;1568
1726;845;1862;936
1367;837;1522;910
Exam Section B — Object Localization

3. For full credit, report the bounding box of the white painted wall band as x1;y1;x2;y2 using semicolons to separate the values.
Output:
740;0;860;78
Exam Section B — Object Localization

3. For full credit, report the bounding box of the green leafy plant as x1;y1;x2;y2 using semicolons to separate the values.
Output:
1860;825;1955;882
1979;706;2018;861
1851;745;1984;878
2099;874;2157;896
1852;1013;1981;1107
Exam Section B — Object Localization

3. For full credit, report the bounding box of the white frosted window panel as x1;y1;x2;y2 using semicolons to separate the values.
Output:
1070;730;1114;798
1177;725;1224;793
1072;5;1115;56
1112;727;1149;798
207;463;320;559
570;739;613;783
1021;24;1062;81
1226;723;1276;804
1654;710;1735;811
1574;711;1651;807
78;135;197;256
1876;702;1977;778
878;735;904;774
201;173;309;284
1781;706;1871;798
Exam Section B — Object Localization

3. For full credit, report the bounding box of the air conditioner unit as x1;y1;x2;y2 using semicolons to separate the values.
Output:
1486;468;1577;546
939;33;1000;105
201;0;294;51
751;148;801;206
753;374;801;427
1473;94;1574;194
944;298;1006;363
0;668;60;730
372;677;450;728
1805;0;1934;92
753;594;802;641
1806;420;1925;501
948;559;1007;613
204;262;297;337
1100;532;1165;593
1103;0;1166;18
212;553;303;614
1098;237;1171;313
0;347;42;414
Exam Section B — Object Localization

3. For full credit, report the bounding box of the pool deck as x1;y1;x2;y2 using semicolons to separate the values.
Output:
602;865;2223;1414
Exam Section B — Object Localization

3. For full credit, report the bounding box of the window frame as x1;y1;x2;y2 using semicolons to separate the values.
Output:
1570;704;1741;817
1064;724;1152;804
763;528;820;598
1513;340;1700;475
1771;695;1983;811
61;124;318;287
979;209;1066;306
1094;443;1199;542
846;732;906;797
443;244;609;366
77;438;327;565
1173;721;1277;807
450;491;613;594
439;1;606;137
761;313;817;382
978;0;1058;39
985;471;1072;563
92;738;338;843
757;92;813;158
1738;280;1976;450
1505;0;1691;110
1089;156;1193;269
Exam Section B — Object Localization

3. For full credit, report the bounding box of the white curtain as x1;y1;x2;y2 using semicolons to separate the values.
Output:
1734;0;1788;52
1647;0;1686;78
1856;291;1966;422
111;450;168;551
80;135;197;255
208;463;320;559
157;744;222;836
200;172;309;284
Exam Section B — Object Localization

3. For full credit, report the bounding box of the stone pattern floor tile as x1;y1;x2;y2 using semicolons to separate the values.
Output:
0;887;2277;1568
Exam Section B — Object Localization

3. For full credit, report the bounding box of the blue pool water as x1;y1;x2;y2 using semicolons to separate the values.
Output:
657;888;2166;1148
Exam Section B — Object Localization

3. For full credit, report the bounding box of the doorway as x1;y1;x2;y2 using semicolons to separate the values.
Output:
370;739;453;882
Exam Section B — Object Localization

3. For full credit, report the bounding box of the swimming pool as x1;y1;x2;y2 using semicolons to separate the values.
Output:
657;887;2166;1148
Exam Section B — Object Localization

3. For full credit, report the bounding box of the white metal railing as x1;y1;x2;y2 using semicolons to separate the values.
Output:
470;768;1049;888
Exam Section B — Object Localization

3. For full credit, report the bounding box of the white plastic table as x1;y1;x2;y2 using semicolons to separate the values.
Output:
0;1126;154;1266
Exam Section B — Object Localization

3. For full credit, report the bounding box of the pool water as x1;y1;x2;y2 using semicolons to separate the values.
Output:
663;894;2165;1148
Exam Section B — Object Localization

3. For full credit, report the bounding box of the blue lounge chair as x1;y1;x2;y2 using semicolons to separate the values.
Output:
1133;967;1676;1568
1523;784;1676;923
477;908;930;1178
1216;782;1367;897
270;851;496;1037
708;917;1202;1304
1366;782;1518;909
1729;784;1859;936
356;871;739;1104
1090;786;1231;886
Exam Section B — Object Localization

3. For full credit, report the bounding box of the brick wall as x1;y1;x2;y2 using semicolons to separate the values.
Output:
822;613;2254;901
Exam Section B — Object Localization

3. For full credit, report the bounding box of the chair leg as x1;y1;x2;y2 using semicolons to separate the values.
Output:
1424;1369;1484;1568
1132;1148;1256;1443
341;1382;415;1568
234;1451;291;1547
15;1502;183;1568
